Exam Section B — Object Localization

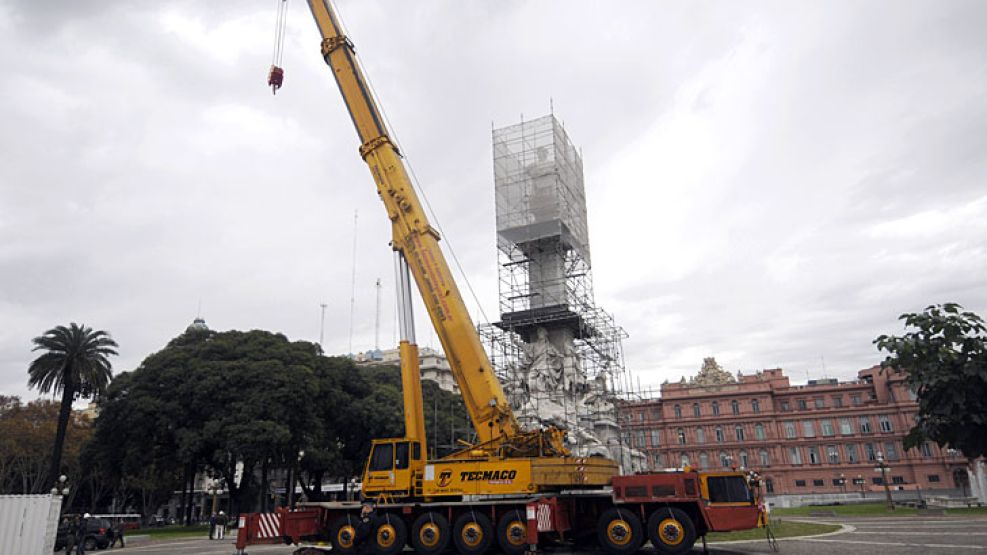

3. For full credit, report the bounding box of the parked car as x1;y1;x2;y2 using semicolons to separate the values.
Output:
54;516;113;551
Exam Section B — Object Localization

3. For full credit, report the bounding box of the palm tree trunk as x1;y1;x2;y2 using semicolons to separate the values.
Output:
47;374;75;490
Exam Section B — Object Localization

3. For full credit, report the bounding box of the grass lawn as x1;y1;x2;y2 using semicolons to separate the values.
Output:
772;502;987;518
138;524;212;540
707;518;840;542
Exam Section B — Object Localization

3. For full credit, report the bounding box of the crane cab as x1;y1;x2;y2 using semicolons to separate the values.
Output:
362;438;424;500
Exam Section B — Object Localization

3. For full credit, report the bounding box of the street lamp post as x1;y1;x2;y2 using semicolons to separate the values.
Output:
876;452;894;511
856;474;865;498
838;473;846;494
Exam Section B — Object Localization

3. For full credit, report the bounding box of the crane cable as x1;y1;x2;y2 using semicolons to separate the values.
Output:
328;0;492;328
268;0;289;94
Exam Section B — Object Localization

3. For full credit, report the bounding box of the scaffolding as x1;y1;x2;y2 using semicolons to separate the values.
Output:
480;114;635;465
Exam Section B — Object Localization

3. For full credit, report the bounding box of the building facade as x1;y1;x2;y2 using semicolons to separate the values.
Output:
354;346;458;393
619;359;970;500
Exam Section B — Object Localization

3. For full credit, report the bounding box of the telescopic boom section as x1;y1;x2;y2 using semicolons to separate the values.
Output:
306;0;519;444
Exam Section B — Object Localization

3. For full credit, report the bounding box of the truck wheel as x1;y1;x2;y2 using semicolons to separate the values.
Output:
330;515;360;555
411;512;450;555
646;507;697;554
372;513;408;555
597;507;643;555
496;510;527;555
83;537;98;551
453;512;493;555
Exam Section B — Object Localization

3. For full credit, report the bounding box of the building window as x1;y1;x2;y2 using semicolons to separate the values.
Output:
920;443;933;457
850;393;862;406
719;451;730;468
789;447;803;465
652;409;662;420
654;453;664;468
740;451;749;468
765;478;774;493
735;425;745;441
802;420;816;438
693;403;701;418
759;449;770;466
852;477;865;486
731;400;740;415
832;396;844;408
636;431;646;448
680;453;690;466
821;419;835;437
651;430;661;447
755;423;766;440
839;418;853;435
884;442;899;461
928;474;941;483
814;397;825;409
696;427;705;444
892;476;905;485
864;443;877;461
699;452;710;469
813;479;825;487
795;479;807;487
712;402;720;416
808;446;821;465
780;400;791;412
674;404;682;419
752;399;761;414
832;478;843;486
846;444;858;463
872;477;883;485
639;411;646;422
859;416;873;433
827;445;840;464
879;415;893;433
677;428;686;445
797;399;808;411
715;426;724;443
784;421;797;439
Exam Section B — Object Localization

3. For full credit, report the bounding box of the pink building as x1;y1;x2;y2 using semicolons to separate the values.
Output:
619;360;970;499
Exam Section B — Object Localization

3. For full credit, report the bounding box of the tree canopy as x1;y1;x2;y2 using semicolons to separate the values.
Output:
875;303;987;458
89;326;471;516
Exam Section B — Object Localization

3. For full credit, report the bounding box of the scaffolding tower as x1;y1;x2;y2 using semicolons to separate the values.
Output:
479;114;634;465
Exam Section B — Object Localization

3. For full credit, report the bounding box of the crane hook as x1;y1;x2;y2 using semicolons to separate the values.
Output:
268;65;285;95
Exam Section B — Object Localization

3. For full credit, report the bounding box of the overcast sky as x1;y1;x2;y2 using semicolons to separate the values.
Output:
2;0;985;403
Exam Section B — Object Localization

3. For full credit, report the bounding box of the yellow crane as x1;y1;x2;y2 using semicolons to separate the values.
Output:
300;0;617;501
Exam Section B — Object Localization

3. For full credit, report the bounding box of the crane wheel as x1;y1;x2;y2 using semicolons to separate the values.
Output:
496;510;528;555
647;507;697;555
330;515;359;555
372;513;407;555
411;512;450;555
597;508;643;555
453;512;493;555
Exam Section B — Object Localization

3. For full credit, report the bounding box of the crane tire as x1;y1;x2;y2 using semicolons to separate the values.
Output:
496;510;528;555
647;507;697;554
330;515;360;555
371;513;407;555
597;507;644;555
411;512;451;555
453;512;493;555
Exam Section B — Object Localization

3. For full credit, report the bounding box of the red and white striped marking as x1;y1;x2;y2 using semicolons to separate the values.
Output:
256;513;282;538
536;504;552;532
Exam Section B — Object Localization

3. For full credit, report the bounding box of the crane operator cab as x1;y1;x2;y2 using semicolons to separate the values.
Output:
363;439;424;499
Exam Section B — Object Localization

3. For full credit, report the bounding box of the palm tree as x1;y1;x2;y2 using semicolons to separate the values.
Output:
28;323;118;489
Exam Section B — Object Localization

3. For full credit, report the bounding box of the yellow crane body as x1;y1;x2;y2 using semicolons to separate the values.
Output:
303;0;618;500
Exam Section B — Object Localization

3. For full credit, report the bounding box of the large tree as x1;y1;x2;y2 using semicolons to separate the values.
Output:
27;323;117;489
874;303;987;458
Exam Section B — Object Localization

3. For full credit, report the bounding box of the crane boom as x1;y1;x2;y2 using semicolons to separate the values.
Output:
305;0;518;444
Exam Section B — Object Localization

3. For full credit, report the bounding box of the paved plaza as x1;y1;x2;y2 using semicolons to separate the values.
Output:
102;516;987;554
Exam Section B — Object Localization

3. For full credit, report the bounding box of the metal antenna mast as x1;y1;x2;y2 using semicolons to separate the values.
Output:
374;278;382;351
348;210;358;355
319;302;327;350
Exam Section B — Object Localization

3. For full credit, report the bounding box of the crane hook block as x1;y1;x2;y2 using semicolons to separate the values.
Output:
268;65;285;94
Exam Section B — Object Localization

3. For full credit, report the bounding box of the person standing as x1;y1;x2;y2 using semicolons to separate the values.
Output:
75;513;91;555
354;502;376;554
209;513;217;540
216;511;227;539
63;516;78;554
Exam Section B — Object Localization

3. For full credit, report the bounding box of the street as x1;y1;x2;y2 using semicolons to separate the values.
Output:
99;516;987;554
